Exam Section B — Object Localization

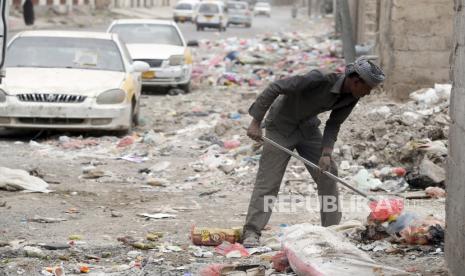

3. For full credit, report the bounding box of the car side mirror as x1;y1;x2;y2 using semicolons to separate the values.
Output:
131;61;150;72
187;40;199;47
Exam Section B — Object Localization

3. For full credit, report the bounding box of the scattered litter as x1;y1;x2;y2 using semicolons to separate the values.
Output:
215;241;250;258
191;226;242;246
29;215;67;223
118;154;149;163
190;246;214;258
425;187;446;198
0;167;51;193
137;213;176;219
117;136;136;148
282;224;408;275
24;246;45;258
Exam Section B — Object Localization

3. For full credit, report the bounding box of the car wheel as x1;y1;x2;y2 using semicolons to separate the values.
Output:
245;23;251;28
133;99;140;126
196;24;201;31
179;82;191;94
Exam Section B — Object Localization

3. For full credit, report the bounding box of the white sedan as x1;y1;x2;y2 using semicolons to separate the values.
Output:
254;2;271;17
0;31;149;133
107;19;195;93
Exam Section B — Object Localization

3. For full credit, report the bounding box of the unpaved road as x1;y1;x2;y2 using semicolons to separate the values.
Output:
0;12;447;276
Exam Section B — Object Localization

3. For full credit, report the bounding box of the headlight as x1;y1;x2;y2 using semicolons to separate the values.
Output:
169;55;185;66
96;89;126;104
184;50;193;65
0;89;6;103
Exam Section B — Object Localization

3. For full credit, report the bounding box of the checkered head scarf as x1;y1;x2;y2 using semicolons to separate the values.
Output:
345;57;385;88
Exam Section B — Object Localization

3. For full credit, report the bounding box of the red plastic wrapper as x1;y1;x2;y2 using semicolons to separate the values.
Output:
223;140;241;150
214;241;249;257
392;167;407;177
369;198;404;221
199;264;226;276
272;251;290;272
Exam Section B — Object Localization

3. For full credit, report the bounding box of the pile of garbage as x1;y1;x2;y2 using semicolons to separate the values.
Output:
192;32;344;91
335;84;451;198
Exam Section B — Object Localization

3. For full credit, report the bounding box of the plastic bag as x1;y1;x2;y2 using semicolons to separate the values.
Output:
215;241;249;257
369;198;404;222
282;224;408;275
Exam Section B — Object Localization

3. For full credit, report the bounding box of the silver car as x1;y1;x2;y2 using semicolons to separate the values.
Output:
227;1;252;28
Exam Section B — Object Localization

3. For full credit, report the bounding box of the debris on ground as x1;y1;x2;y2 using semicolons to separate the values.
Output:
0;167;52;193
281;223;408;275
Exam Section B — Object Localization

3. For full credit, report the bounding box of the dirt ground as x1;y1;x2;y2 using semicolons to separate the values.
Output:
0;13;448;276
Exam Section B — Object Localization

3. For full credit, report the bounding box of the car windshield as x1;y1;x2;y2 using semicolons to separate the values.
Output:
256;3;269;7
199;3;219;13
175;3;192;10
227;2;247;9
109;24;183;46
5;36;125;71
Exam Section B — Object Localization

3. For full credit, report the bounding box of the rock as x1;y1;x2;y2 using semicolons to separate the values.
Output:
143;130;166;145
400;111;422;126
218;164;236;174
372;124;387;139
81;166;105;179
146;177;169;187
127;250;142;258
111;211;123;217
240;92;258;100
24;246;45;258
340;161;350;170
149;161;171;173
368;106;391;120
214;120;232;136
419;158;446;184
341;145;353;161
40;243;70;250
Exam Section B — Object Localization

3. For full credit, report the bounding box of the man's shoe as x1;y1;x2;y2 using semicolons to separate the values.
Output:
242;232;260;248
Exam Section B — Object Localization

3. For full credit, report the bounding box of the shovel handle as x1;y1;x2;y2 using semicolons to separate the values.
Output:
262;136;375;201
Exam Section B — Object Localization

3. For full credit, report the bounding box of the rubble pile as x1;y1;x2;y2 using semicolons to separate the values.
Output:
334;84;451;196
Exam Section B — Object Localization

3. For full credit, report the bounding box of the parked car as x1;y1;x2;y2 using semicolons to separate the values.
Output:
173;0;199;22
0;31;149;133
226;1;252;28
253;2;271;17
195;1;228;32
108;19;196;93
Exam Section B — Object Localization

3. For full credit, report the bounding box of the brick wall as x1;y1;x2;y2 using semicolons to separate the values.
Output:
377;0;453;99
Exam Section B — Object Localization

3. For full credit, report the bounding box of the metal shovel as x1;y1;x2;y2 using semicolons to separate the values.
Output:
262;136;376;202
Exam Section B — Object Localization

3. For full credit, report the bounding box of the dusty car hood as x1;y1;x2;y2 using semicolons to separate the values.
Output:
2;68;126;96
126;44;185;60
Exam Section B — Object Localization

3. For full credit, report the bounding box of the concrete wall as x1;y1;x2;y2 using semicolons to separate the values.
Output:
377;0;453;99
447;2;465;274
355;0;378;45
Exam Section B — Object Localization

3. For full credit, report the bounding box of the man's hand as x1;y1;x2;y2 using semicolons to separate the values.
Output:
318;147;333;178
247;119;262;142
318;156;331;172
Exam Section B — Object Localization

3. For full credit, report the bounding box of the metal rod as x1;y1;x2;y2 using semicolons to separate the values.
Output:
262;136;375;201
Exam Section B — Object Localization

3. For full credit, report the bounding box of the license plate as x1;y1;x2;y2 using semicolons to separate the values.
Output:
179;16;185;20
142;71;155;79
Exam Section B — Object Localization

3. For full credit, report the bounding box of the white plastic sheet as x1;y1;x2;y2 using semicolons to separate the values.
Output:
282;223;411;276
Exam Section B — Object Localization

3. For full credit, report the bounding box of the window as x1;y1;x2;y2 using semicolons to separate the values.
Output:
198;3;219;13
175;3;192;10
109;24;183;46
6;37;125;72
